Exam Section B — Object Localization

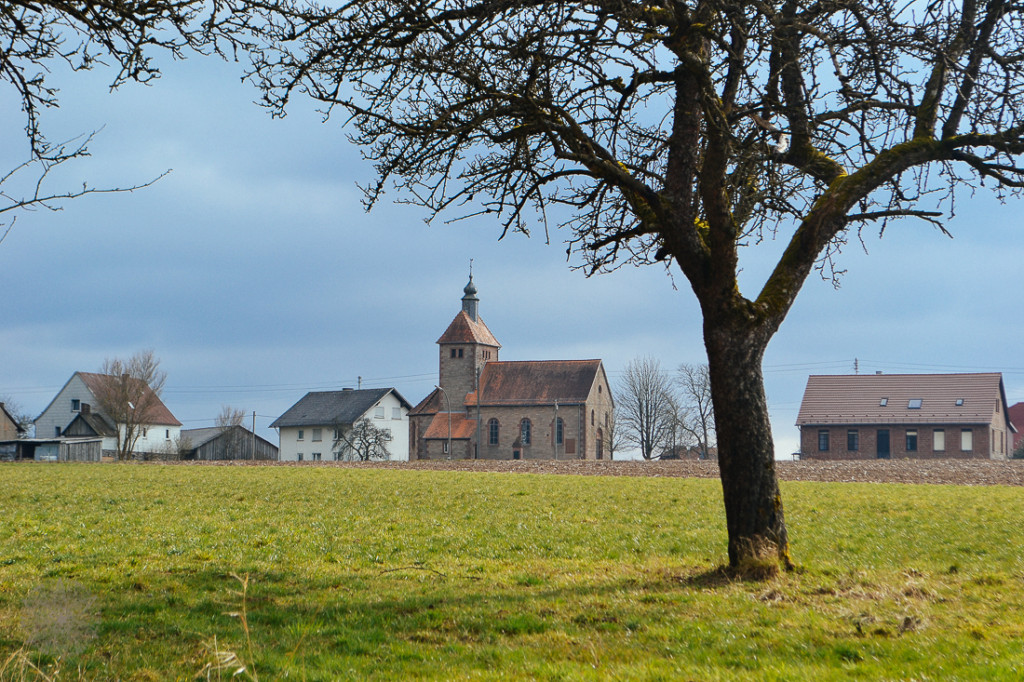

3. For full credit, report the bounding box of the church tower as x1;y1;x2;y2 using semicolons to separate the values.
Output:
436;274;501;409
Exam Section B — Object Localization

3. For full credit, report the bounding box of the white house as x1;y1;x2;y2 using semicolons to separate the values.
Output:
34;372;181;458
271;388;412;461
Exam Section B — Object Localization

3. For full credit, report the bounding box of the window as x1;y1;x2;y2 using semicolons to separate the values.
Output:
955;398;965;407
297;429;304;440
54;426;61;437
488;418;499;445
818;429;830;451
442;440;449;454
165;429;170;440
521;419;532;445
312;428;322;442
375;406;385;419
961;429;973;452
334;428;343;440
847;429;859;451
934;429;945;451
450;348;464;358
71;398;81;412
312;452;322;461
596;428;604;459
906;429;918;452
591;410;595;426
142;427;148;437
555;418;564;445
392;407;402;420
382;428;392;441
879;398;888;407
908;399;923;409
297;453;304;461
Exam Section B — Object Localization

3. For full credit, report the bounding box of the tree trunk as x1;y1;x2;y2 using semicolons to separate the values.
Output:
704;319;791;570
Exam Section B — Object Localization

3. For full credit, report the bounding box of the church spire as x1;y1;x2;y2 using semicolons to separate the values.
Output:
462;264;479;321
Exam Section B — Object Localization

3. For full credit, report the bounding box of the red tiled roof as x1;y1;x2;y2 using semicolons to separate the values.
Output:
436;311;501;347
796;373;1008;427
467;360;604;406
77;371;181;426
1009;402;1024;448
423;412;477;440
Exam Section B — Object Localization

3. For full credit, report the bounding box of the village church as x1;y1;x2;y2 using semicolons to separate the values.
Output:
409;276;614;460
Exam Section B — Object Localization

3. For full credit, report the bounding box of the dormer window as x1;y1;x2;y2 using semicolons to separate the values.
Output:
879;398;888;407
908;399;922;409
955;398;964;406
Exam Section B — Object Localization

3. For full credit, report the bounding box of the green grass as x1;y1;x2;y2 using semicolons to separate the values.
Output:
1;464;1024;680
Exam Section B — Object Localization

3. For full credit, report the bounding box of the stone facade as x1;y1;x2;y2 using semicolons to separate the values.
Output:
410;277;614;461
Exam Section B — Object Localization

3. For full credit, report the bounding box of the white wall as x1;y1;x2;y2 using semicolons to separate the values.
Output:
276;391;410;462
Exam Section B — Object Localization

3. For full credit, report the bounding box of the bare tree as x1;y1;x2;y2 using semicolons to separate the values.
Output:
93;350;168;461
618;357;677;461
333;419;392;462
677;364;716;460
216;405;248;459
0;395;34;437
0;0;261;237
602;407;629;461
249;2;1024;569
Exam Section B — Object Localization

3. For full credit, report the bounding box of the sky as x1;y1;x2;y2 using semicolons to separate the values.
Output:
3;50;1024;459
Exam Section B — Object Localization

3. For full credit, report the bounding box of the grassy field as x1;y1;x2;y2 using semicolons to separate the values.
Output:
1;464;1023;680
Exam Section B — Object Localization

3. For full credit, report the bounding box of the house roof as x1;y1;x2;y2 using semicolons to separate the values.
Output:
1008;402;1024;432
181;425;276;449
467;360;605;407
64;411;117;437
423;412;477;440
270;388;412;428
409;388;443;416
436;311;501;347
0;402;25;434
796;373;1013;427
77;372;181;426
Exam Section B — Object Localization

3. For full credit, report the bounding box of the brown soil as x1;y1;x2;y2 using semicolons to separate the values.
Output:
186;458;1024;486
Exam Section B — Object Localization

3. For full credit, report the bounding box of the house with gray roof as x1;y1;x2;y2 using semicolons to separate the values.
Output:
271;388;412;461
796;373;1014;460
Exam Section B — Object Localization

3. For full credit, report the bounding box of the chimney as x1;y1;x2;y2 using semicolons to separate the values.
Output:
82;403;91;415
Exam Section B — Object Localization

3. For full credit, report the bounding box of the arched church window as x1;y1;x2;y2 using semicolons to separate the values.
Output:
521;419;532;445
488;419;499;445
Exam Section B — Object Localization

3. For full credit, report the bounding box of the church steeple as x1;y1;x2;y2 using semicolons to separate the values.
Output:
462;274;479;321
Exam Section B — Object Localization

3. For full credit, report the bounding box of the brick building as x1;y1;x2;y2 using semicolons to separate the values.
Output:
796;373;1014;460
409;277;614;460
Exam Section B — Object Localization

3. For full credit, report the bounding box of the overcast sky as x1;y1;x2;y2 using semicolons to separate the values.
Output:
3;52;1024;459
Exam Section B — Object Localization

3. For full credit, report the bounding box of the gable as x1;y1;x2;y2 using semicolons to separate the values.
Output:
796;373;1009;426
76;372;181;426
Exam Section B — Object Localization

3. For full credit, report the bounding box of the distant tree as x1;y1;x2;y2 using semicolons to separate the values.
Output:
93;350;167;461
602;408;629;461
677;364;717;460
618;357;676;461
333;419;391;462
248;1;1024;569
0;395;34;437
216;405;249;459
1013;439;1024;461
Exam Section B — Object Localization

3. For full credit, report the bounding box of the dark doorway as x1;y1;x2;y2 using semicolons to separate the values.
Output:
877;429;890;459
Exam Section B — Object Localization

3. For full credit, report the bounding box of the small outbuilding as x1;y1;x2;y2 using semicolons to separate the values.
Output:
180;425;279;461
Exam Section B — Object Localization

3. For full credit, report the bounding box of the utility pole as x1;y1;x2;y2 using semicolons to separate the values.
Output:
252;411;256;460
